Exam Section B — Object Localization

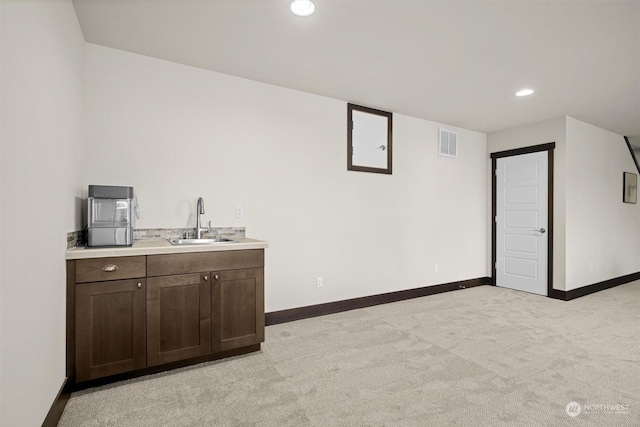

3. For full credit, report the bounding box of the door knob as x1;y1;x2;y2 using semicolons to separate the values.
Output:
137;282;142;289
536;228;546;234
204;275;208;281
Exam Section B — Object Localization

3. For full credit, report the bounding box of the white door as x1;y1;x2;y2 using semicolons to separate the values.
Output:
496;151;548;296
351;110;389;169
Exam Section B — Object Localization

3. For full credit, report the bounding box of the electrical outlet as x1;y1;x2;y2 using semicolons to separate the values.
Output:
434;263;439;272
316;277;323;288
235;205;244;218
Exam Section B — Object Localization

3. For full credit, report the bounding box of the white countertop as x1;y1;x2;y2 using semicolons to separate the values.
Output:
66;238;269;260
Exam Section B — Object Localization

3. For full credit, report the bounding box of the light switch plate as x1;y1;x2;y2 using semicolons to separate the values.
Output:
235;205;244;218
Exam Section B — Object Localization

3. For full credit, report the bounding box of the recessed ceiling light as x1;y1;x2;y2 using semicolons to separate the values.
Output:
290;0;315;16
516;89;534;97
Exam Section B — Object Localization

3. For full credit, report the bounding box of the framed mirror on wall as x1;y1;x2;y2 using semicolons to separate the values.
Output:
347;103;393;174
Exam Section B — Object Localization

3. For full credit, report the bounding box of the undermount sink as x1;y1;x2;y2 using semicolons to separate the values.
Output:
167;238;235;245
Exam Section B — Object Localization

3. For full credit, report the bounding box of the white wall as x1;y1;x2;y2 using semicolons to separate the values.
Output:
487;117;567;290
84;44;488;313
565;117;640;290
0;1;84;425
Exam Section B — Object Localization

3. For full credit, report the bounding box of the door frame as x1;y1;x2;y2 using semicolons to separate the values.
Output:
491;142;555;297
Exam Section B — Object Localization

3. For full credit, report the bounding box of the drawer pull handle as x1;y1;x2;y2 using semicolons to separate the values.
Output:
102;264;119;272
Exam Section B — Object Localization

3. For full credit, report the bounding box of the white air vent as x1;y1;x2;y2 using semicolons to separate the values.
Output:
439;128;458;158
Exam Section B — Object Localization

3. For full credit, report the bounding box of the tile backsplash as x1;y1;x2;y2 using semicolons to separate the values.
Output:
67;227;246;249
67;230;87;250
135;227;246;241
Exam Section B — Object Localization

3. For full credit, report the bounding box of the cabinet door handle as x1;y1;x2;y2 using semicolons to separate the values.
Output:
137;282;142;289
102;264;118;272
214;274;219;280
204;275;208;281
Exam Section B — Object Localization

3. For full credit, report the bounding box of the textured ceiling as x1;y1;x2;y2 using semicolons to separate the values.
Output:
72;0;640;138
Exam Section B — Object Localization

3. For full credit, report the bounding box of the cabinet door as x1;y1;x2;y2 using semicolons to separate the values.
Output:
212;268;265;352
76;279;146;382
147;273;212;366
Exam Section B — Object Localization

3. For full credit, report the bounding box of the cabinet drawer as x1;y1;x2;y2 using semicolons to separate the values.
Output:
75;256;146;283
147;249;263;277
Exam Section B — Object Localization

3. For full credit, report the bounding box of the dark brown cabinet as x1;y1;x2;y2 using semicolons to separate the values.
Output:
75;279;146;382
67;249;265;385
212;268;265;352
147;273;211;366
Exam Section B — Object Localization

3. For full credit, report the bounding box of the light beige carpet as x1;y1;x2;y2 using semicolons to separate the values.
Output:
59;283;640;426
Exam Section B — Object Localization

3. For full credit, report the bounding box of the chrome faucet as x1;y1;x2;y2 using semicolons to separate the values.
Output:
195;197;209;239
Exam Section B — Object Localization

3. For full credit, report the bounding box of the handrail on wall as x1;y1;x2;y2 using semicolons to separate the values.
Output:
624;136;640;175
